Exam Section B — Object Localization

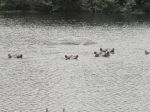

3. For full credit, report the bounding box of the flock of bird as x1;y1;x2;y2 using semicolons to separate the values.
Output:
7;48;150;60
94;48;115;57
8;54;23;59
65;55;79;60
64;48;115;60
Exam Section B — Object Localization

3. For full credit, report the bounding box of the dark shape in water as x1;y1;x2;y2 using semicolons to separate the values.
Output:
100;48;108;52
8;54;23;59
65;55;78;60
100;48;115;54
102;52;110;57
145;50;149;55
110;48;115;54
8;54;12;58
16;54;23;59
94;51;99;57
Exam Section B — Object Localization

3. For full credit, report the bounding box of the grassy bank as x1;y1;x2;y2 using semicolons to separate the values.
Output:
0;0;150;14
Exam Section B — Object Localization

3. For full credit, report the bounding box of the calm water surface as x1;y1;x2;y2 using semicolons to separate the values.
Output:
1;12;150;112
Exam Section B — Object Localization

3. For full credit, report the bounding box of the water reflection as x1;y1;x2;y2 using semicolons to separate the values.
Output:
0;12;150;27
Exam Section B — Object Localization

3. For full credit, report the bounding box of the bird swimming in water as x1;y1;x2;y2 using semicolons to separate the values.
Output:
102;51;110;57
65;55;79;60
8;54;23;59
94;51;100;57
73;55;79;59
65;55;71;60
16;54;23;59
145;50;150;55
100;48;108;52
110;48;115;54
8;54;12;58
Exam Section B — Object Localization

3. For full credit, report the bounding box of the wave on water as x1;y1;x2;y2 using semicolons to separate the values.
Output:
60;41;81;45
81;41;97;45
59;40;97;46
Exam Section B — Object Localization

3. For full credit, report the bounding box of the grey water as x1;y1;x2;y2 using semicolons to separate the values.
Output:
1;12;150;112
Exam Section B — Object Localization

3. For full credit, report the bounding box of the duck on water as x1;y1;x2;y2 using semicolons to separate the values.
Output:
94;48;115;57
65;55;79;60
8;54;23;59
145;50;150;55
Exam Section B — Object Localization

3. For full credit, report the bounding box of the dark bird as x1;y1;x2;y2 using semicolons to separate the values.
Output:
65;55;71;60
65;55;79;60
145;50;150;55
100;48;103;52
94;51;100;57
16;54;23;59
73;55;79;60
8;54;12;59
110;48;115;54
100;48;107;52
102;52;110;57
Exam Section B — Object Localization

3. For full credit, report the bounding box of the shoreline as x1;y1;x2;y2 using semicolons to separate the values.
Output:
0;10;147;16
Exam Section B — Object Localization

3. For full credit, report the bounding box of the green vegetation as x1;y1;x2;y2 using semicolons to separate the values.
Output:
0;0;150;14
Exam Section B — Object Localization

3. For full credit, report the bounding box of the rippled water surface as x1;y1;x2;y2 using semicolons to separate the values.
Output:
1;12;150;112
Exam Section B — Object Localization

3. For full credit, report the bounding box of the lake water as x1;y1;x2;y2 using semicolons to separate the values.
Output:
1;12;150;112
